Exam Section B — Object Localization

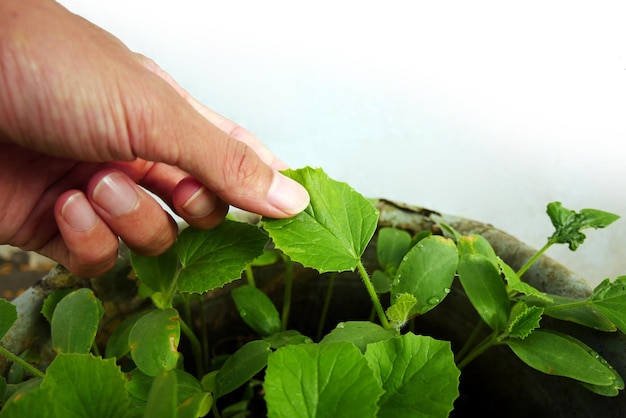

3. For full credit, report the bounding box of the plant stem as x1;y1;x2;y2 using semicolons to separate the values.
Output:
316;273;336;341
516;239;555;278
454;321;485;364
281;258;294;331
179;317;204;377
245;265;256;288
456;333;498;370
357;260;390;329
0;346;44;379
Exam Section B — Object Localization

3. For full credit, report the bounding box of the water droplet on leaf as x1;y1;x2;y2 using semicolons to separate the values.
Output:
427;297;441;305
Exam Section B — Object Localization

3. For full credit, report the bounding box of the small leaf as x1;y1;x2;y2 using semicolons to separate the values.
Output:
176;221;268;293
0;298;17;341
457;235;510;331
523;294;616;332
499;258;553;302
177;392;213;418
264;341;383;418
386;293;417;330
262;167;379;273
264;330;313;349
590;276;626;333
507;302;543;339
130;246;178;308
40;289;73;323
371;270;393;294
391;235;458;316
547;202;620;251
320;321;398;353
129;308;180;376
231;285;281;337
51;288;104;354
215;340;271;398
505;330;617;386
364;333;459;418
144;369;177;418
377;227;411;277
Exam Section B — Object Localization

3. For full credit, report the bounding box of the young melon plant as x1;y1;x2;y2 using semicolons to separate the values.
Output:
0;166;624;417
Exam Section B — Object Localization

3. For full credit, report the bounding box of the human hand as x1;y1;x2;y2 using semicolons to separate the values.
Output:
0;0;309;277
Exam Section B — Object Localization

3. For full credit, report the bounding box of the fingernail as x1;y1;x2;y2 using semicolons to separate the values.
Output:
92;172;139;217
61;192;98;231
267;173;310;216
182;184;216;217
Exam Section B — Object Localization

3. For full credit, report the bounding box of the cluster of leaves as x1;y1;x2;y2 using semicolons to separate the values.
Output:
0;166;624;417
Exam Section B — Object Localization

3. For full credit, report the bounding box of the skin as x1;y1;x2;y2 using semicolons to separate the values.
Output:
0;0;310;277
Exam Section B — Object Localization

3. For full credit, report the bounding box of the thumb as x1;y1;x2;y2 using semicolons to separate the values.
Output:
127;59;310;218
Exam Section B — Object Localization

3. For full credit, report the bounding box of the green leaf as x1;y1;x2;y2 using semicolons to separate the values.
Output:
507;302;543;339
523;294;616;332
262;167;379;273
385;293;417;330
51;288;104;354
231;285;281;337
391;235;458;316
176;221;268;293
364;333;459;418
590;276;626;333
104;310;150;359
215;340;272;398
457;235;510;331
264;341;383;418
579;349;625;396
264;330;313;349
320;321;398;353
0;354;129;418
377;227;412;277
144;369;177;418
40;289;73;323
505;330;617;386
130;245;178;308
547;202;620;250
0;299;17;341
177;392;212;418
129;308;181;376
499;258;553;302
371;270;393;294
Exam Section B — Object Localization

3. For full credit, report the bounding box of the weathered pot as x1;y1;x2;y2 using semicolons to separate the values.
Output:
2;200;625;417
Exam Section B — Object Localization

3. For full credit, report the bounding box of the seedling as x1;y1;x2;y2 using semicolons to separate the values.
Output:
0;167;624;417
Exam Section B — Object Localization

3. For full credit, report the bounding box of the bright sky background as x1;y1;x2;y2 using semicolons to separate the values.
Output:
59;0;626;284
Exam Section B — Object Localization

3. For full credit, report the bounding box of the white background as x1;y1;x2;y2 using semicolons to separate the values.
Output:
59;0;625;285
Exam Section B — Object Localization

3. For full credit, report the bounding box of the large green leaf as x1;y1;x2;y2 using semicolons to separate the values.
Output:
505;330;617;386
522;294;616;332
0;299;17;341
232;285;281;337
262;167;379;273
457;235;510;331
51;288;104;354
264;341;383;418
175;221;268;293
1;354;129;418
364;333;459;418
129;308;180;376
391;235;458;316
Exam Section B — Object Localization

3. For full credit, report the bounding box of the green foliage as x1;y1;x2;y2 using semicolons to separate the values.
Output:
231;285;281;337
262;167;379;273
0;299;16;341
547;202;620;250
364;333;459;418
264;341;384;418
51;289;104;355
1;167;624;416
